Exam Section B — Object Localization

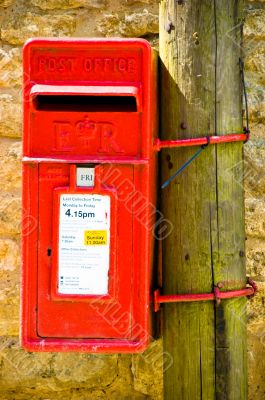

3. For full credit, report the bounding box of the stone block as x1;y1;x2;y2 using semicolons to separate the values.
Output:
247;282;265;323
247;88;265;124
245;43;265;80
0;0;14;7
0;47;22;88
247;246;265;281
244;141;265;198
245;198;265;239
98;10;159;37
0;140;21;195
0;238;20;272
244;40;265;124
132;339;163;399
244;9;265;40
0;337;119;391
31;0;106;10
52;353;118;387
248;321;265;400
0;195;21;239
126;0;159;3
1;12;76;45
0;93;22;138
0;238;20;336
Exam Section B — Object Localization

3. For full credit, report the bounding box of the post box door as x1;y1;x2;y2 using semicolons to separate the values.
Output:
37;163;136;339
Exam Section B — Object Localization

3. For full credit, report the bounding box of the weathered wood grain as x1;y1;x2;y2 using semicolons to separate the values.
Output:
159;0;246;398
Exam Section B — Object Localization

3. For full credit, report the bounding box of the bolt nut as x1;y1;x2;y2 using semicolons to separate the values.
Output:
180;122;187;130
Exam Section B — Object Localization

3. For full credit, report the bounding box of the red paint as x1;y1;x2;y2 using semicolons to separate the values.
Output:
154;133;248;151
22;38;157;353
154;278;258;312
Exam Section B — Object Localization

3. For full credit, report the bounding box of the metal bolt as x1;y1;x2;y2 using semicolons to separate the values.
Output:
180;122;187;130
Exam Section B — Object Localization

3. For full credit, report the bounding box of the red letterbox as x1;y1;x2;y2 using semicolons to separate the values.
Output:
21;38;157;352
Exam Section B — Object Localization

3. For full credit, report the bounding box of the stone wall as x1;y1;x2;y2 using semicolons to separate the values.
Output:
244;3;265;399
0;1;264;399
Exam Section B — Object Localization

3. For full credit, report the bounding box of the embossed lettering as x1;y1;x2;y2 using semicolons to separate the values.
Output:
37;56;137;75
82;57;137;74
53;117;124;154
53;122;73;151
98;122;124;154
84;58;92;72
38;57;75;73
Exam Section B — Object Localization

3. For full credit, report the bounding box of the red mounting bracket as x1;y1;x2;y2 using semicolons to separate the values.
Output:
154;277;258;312
154;131;249;152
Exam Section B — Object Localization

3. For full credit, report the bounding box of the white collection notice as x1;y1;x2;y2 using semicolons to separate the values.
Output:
58;193;110;295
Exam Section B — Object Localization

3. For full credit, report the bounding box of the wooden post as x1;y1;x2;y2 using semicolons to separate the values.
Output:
159;1;247;398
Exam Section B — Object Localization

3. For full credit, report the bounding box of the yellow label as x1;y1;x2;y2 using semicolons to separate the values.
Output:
84;230;107;246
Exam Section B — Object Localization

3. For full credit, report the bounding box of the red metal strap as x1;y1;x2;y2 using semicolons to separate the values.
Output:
154;132;248;151
154;277;258;312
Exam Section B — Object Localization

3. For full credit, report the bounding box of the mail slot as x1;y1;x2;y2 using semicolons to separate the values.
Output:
21;38;157;353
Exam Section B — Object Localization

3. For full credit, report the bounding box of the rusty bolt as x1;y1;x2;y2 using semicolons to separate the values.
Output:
180;122;187;130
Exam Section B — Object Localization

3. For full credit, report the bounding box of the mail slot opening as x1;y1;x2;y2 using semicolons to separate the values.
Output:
34;95;137;112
